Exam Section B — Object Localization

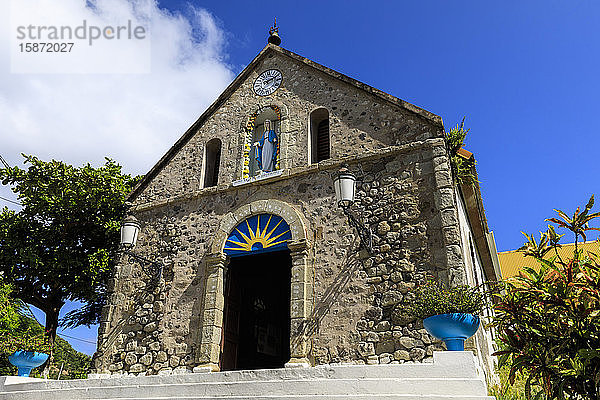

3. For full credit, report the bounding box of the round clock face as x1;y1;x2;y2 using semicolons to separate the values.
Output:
253;69;283;96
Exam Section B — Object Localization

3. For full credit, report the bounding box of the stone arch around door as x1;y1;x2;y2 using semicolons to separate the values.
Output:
197;199;312;371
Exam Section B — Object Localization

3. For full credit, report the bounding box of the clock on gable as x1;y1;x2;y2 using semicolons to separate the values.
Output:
253;69;282;96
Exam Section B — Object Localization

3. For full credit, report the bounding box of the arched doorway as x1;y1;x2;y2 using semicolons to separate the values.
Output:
220;214;293;371
198;200;311;372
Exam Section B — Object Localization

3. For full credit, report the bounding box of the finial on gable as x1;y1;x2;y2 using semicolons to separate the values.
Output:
268;18;281;46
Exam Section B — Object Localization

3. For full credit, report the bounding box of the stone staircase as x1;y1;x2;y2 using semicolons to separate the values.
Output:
0;352;495;400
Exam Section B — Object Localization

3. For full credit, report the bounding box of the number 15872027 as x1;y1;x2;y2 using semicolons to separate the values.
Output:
19;43;74;52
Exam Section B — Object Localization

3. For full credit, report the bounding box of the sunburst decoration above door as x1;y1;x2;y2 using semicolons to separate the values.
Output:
224;213;291;257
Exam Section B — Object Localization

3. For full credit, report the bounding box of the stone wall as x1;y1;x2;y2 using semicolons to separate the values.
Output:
93;137;466;375
133;47;443;206
91;45;475;376
308;139;464;365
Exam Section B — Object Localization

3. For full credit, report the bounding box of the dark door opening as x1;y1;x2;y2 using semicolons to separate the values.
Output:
220;250;291;371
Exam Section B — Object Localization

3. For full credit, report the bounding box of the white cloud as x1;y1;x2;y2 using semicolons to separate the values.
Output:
0;0;234;181
0;0;235;349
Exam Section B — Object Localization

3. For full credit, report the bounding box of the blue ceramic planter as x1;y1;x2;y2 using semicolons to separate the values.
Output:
423;313;480;351
8;351;49;377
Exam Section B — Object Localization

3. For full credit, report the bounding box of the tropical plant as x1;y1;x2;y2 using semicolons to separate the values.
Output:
407;279;484;320
445;118;477;185
0;155;141;352
489;362;535;400
492;195;600;399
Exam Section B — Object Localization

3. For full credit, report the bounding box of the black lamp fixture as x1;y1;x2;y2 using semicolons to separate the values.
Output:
333;166;373;253
120;215;163;282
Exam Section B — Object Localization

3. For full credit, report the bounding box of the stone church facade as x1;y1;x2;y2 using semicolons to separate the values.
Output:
92;40;500;380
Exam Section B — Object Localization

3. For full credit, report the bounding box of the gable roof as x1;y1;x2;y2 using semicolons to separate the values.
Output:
498;241;600;279
128;44;444;201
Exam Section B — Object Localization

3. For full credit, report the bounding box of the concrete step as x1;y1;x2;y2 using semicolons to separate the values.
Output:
0;377;489;399
0;352;495;400
89;396;495;400
2;352;483;392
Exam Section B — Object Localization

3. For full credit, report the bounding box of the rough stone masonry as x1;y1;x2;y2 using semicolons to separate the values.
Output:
92;43;477;376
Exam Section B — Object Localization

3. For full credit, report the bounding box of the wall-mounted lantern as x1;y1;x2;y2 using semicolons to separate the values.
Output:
333;168;356;207
120;216;140;248
120;215;163;282
333;166;373;253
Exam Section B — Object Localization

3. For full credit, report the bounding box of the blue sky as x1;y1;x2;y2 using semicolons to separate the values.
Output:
5;0;600;355
157;0;600;250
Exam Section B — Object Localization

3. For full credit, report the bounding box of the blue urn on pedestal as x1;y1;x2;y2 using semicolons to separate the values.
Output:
423;313;480;351
8;351;49;377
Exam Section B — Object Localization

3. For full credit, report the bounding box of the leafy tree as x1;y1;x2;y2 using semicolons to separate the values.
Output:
0;155;141;351
49;335;92;379
0;276;22;336
0;277;48;375
1;267;92;378
493;196;600;399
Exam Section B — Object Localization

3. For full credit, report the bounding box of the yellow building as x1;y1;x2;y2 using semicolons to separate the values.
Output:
498;241;600;279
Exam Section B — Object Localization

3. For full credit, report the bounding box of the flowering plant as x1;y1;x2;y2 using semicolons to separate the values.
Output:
0;328;50;355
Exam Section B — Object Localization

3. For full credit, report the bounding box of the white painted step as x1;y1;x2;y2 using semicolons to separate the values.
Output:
90;397;495;400
0;352;495;400
0;378;489;399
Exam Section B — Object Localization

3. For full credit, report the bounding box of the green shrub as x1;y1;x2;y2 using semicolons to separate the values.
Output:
407;279;484;319
0;328;50;355
445;118;477;185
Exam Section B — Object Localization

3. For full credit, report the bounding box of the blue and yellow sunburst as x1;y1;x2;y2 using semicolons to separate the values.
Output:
224;214;292;257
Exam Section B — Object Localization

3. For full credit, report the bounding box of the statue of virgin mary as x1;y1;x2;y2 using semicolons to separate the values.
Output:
254;119;278;173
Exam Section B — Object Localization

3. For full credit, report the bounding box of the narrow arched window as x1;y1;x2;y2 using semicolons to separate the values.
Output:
310;108;330;164
203;138;221;188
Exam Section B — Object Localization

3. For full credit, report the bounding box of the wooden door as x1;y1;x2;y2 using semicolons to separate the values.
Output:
220;250;291;371
220;266;241;371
